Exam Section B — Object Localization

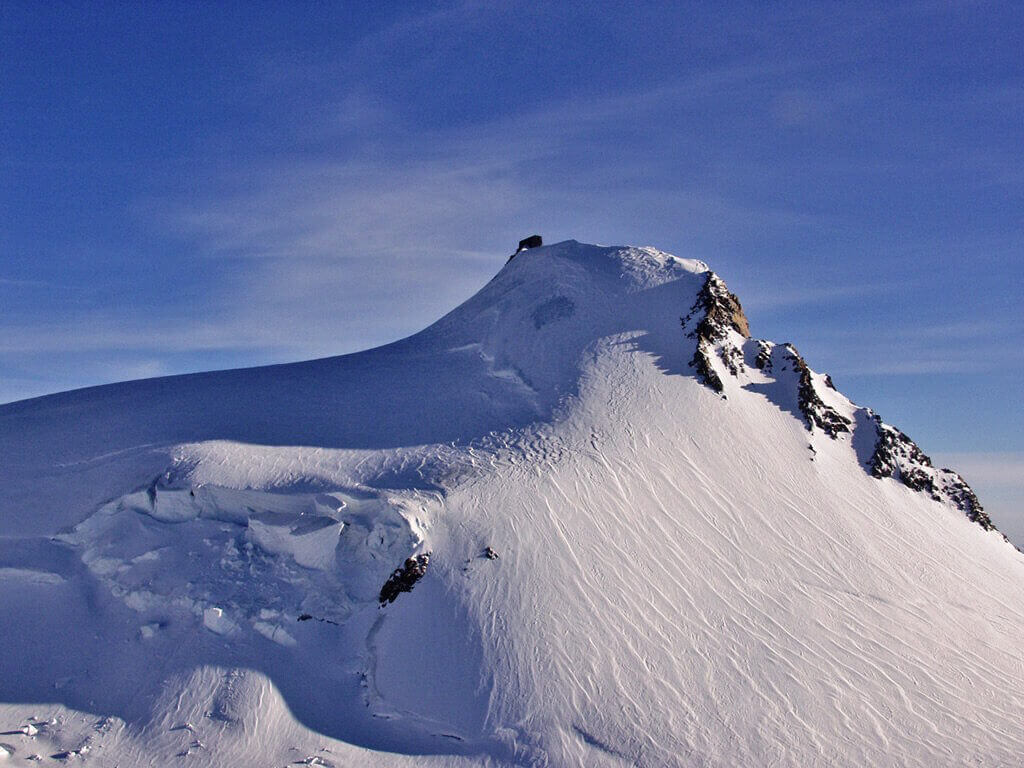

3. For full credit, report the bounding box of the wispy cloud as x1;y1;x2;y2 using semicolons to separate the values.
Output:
4;0;1020;419
931;452;1024;488
0;277;53;288
931;451;1024;547
125;60;861;376
67;54;1021;392
740;280;915;312
844;358;1004;376
759;315;1021;378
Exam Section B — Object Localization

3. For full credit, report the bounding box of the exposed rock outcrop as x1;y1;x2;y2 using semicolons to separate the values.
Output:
378;553;431;605
689;344;726;394
782;345;851;439
682;273;750;394
683;273;750;341
753;340;773;372
866;415;995;531
678;268;997;536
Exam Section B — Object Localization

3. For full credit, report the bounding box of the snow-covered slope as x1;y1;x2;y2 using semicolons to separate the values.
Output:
0;241;1020;767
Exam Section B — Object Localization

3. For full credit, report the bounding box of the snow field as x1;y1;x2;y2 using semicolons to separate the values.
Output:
0;241;1020;766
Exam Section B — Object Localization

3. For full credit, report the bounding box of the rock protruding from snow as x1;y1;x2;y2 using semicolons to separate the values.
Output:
695;273;751;339
378;553;430;605
752;339;773;372
782;345;851;439
866;414;994;530
682;273;750;394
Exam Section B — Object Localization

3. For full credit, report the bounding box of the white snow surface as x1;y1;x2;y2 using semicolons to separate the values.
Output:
0;241;1021;766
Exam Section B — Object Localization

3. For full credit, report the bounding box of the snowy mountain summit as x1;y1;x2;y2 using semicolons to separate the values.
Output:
0;240;1021;767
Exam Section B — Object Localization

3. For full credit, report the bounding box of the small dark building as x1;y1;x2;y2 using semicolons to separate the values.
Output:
508;234;542;262
518;234;542;252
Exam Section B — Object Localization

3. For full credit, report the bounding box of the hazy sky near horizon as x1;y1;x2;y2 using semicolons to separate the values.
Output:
2;2;1022;538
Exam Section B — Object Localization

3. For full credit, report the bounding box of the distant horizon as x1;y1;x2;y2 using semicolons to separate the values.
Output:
2;3;1021;540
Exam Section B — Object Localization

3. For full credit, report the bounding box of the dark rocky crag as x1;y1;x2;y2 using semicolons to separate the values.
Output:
781;344;851;439
681;273;750;394
678;271;999;536
753;340;773;372
379;553;431;605
866;415;995;531
681;275;848;439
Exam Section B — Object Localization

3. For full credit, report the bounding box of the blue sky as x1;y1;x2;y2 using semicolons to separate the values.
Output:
2;2;1021;538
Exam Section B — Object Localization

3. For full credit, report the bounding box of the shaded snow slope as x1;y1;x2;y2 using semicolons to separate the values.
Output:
0;241;1020;766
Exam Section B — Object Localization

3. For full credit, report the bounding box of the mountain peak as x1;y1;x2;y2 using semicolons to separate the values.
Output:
0;238;1019;766
503;239;709;286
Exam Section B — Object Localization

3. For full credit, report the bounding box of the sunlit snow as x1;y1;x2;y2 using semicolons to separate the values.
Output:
0;242;1020;766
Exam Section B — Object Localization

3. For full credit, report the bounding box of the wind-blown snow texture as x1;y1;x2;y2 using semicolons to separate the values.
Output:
0;241;1020;767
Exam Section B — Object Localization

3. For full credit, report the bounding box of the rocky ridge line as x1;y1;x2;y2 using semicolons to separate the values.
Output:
866;414;995;531
680;271;997;535
781;344;851;439
681;274;848;439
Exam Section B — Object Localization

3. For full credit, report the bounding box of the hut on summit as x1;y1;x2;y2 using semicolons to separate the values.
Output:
508;234;542;262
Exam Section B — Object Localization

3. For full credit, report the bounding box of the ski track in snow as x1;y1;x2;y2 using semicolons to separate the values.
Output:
0;241;1021;766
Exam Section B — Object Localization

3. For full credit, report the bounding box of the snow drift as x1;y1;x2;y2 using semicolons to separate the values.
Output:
0;241;1020;767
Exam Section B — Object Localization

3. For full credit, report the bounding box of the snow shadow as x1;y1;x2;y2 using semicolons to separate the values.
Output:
0;502;502;761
